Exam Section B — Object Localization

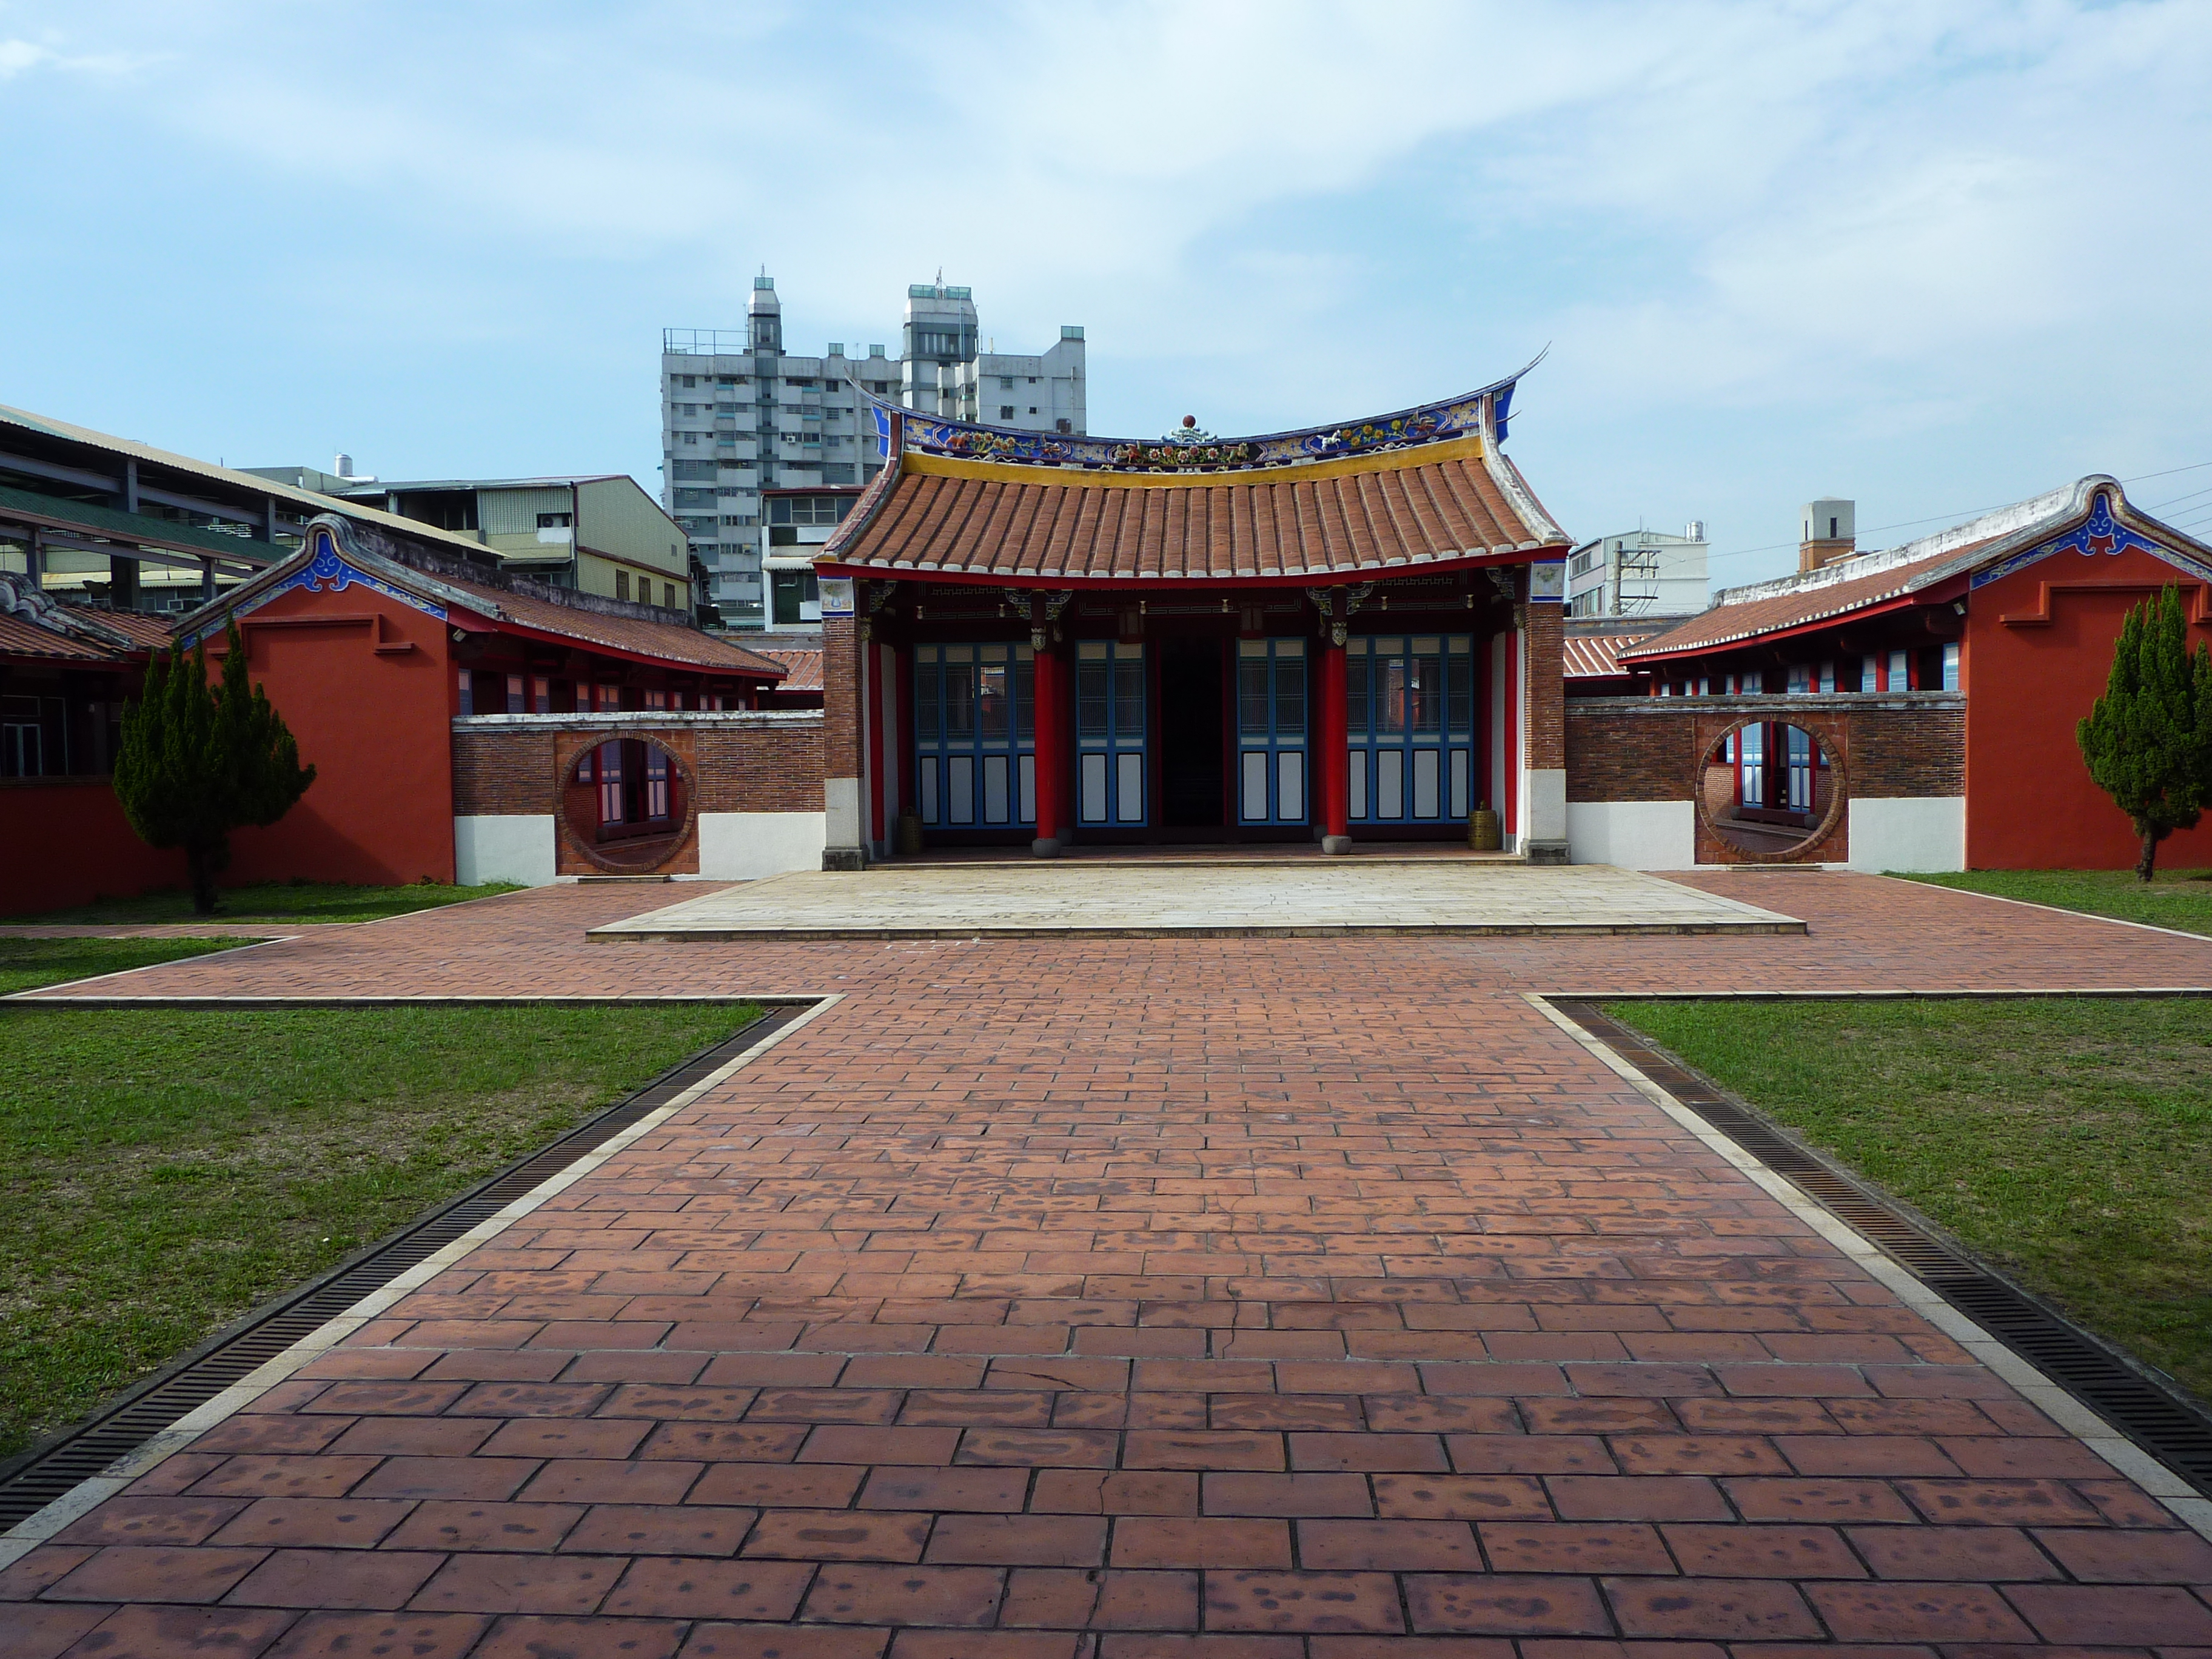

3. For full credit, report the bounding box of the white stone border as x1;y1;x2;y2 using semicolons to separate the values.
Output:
0;993;843;1566
1524;991;2212;1542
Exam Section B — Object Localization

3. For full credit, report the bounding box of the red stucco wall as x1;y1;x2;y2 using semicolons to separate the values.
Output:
208;581;458;886
0;778;185;916
1965;545;2212;870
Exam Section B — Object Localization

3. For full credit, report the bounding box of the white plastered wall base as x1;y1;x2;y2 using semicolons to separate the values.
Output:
1846;796;1966;872
453;815;556;886
823;776;862;850
1567;800;1695;870
1525;767;1567;845
699;811;827;881
1525;993;2212;1543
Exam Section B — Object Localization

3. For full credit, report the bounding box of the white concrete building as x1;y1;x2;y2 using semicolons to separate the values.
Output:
663;276;1085;631
1566;523;1710;618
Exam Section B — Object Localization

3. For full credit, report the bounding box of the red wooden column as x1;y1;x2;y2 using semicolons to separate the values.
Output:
1032;644;1065;857
1319;634;1350;854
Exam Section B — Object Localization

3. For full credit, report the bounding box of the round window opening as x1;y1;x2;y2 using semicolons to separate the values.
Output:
1701;719;1840;858
564;737;691;872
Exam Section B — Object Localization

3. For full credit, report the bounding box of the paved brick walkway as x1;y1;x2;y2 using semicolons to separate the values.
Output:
6;873;2212;1659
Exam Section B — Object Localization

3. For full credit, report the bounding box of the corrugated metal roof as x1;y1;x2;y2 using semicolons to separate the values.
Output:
0;482;278;566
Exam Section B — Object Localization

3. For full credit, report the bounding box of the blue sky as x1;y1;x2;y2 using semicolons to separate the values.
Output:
4;1;2209;586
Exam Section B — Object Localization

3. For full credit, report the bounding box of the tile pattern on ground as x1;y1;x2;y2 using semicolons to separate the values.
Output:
8;872;2212;1658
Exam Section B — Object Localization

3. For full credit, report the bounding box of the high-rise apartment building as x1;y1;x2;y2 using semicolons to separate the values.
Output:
662;276;1085;629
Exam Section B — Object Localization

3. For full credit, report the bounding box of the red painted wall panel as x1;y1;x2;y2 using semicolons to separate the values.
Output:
209;583;458;886
1965;545;2212;869
0;779;185;915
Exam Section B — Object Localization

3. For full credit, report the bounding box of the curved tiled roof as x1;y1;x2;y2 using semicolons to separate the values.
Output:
1563;632;1654;679
756;648;823;692
444;570;785;677
182;518;785;682
0;611;119;662
822;436;1566;585
1621;546;1969;662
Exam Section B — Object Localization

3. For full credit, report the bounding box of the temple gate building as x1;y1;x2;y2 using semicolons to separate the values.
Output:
805;371;1574;864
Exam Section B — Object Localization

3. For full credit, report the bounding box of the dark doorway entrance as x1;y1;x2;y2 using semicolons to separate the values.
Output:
1160;637;1224;830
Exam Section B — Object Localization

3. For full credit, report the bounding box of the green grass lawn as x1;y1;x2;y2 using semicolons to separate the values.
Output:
7;879;523;927
0;935;252;996
1;954;760;1459
1900;867;2212;938
1607;996;2212;1406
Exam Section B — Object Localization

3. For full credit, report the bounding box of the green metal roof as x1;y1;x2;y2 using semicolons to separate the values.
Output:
0;482;279;566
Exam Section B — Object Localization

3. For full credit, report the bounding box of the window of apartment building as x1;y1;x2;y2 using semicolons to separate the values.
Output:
616;571;630;600
663;583;677;609
680;432;699;444
768;495;851;526
537;512;571;528
674;374;695;387
999;406;1016;420
785;378;814;387
820;464;855;484
1028;406;1039;415
1027;377;1038;384
1000;377;1014;389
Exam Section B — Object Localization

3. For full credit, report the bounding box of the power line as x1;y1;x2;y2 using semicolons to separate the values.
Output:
1707;458;2212;567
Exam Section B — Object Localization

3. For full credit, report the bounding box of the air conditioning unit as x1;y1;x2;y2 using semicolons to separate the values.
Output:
163;596;193;613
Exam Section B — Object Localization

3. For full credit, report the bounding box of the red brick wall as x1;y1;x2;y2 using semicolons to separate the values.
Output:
822;614;863;785
1526;598;1566;771
451;715;823;817
1567;696;1965;863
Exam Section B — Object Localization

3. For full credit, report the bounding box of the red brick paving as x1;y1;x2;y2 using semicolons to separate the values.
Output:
6;872;2212;1658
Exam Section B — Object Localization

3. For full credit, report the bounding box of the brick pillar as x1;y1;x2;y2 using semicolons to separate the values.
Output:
1032;645;1065;857
1523;583;1568;863
1319;640;1350;853
821;611;866;870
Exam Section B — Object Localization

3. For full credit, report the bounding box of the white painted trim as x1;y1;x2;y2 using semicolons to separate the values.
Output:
1567;800;1695;870
697;811;826;880
454;814;557;886
0;995;844;1564
1523;993;2212;1543
1845;796;1964;873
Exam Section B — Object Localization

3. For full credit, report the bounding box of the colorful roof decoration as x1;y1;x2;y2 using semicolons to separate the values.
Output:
180;517;786;681
870;358;1540;475
819;372;1568;589
1621;477;2212;666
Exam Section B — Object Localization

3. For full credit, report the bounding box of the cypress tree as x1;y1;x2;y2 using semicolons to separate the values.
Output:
114;615;317;914
2076;585;2212;881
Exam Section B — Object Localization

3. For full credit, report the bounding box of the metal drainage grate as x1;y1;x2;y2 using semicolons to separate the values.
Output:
0;1002;801;1532
1556;999;2212;1500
